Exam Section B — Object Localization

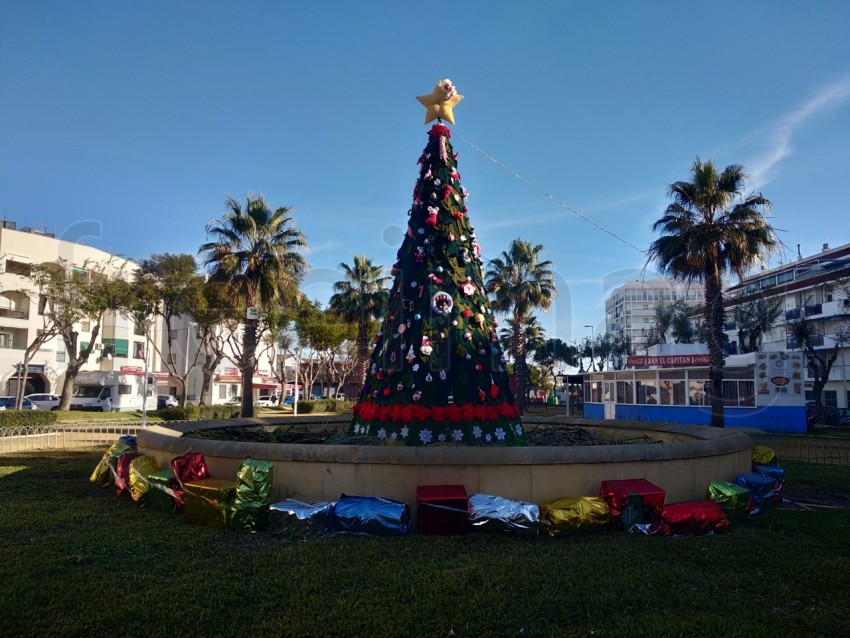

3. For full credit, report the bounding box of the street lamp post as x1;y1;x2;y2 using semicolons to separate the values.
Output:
141;315;155;428
584;324;595;372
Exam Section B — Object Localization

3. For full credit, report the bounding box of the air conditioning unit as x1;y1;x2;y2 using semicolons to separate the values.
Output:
95;343;103;350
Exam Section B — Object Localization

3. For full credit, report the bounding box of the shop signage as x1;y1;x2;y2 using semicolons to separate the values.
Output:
627;355;711;367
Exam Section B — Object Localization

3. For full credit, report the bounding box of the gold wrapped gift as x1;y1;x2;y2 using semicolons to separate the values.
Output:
128;455;160;502
540;496;610;538
752;445;777;466
183;479;238;527
89;440;134;487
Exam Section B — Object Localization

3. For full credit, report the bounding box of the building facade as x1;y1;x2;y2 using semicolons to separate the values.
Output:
0;222;164;399
723;241;850;410
604;278;705;353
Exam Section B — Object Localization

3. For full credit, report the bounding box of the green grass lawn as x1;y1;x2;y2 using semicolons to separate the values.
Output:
53;410;164;423
1;450;848;637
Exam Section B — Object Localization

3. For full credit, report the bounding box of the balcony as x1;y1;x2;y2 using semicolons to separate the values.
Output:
0;308;28;320
0;342;26;350
785;308;801;321
787;334;824;349
804;303;823;317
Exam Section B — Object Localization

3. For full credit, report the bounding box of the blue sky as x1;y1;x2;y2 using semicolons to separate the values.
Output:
3;1;850;345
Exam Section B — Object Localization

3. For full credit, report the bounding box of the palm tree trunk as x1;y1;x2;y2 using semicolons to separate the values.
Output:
512;315;527;415
356;319;369;386
704;265;725;428
241;317;257;418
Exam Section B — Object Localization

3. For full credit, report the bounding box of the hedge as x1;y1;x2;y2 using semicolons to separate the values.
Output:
155;405;241;421
0;410;59;428
294;399;353;414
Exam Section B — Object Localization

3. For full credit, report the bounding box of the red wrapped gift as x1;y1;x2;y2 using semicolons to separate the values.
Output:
115;452;142;499
600;478;666;528
654;500;730;536
416;485;469;535
171;452;210;507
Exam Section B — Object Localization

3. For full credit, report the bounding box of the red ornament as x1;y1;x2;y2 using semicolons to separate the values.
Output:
475;364;483;372
478;388;486;402
490;383;499;398
383;388;391;397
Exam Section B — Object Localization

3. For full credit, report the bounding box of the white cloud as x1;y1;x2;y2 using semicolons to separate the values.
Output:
748;75;850;189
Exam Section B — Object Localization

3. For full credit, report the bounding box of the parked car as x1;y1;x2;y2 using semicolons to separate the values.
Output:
225;396;242;405
25;393;61;410
0;397;38;410
255;395;278;407
179;395;200;406
157;394;179;410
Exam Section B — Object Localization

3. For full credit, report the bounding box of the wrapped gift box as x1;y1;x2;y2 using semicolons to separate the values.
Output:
171;452;210;484
147;469;180;515
183;478;237;527
115;452;142;499
654;500;729;536
231;459;274;533
90;439;135;488
468;494;539;536
128;455;160;503
706;480;751;526
600;478;666;529
540;496;609;537
752;464;785;504
269;499;335;538
751;445;777;466
416;485;469;535
332;495;411;537
735;473;776;513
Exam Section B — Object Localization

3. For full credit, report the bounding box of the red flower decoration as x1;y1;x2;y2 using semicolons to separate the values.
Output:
428;124;452;139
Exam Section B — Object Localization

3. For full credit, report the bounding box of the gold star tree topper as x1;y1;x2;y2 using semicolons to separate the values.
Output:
416;79;464;125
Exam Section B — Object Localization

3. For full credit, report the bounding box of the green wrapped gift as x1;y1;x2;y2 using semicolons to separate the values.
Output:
231;459;274;533
147;469;179;515
707;480;751;526
183;478;237;528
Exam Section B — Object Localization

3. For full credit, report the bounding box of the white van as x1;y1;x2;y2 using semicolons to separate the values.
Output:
71;371;157;412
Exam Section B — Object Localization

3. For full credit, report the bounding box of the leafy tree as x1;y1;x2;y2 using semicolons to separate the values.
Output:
486;239;556;414
733;296;784;353
29;259;134;410
200;195;307;417
532;338;577;392
328;254;389;387
135;253;206;405
189;282;241;406
648;158;776;427
788;316;850;430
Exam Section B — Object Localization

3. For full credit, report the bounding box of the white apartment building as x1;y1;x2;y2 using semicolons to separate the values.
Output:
0;221;164;398
723;241;850;410
604;278;705;352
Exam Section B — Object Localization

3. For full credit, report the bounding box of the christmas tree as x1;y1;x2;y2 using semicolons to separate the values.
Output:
348;80;525;446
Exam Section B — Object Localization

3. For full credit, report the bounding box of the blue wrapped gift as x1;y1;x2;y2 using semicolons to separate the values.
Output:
332;495;411;537
269;499;335;538
752;464;785;503
735;473;776;513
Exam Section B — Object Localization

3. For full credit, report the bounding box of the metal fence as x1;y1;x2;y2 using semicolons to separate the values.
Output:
0;424;142;455
749;434;850;466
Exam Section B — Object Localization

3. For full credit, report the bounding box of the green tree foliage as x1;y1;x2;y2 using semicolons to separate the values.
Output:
733;296;784;354
787;315;850;430
486;239;556;414
328;254;389;387
30;259;134;410
200;195;307;417
135;253;206;405
532;337;577;391
648;158;776;427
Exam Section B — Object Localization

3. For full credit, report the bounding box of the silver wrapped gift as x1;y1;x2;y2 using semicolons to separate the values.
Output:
269;499;335;538
469;493;539;536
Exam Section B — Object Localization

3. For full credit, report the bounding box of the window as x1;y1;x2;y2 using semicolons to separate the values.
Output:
81;319;91;332
56;351;66;362
616;380;634;404
5;260;31;276
134;322;145;336
636;380;657;404
102;338;129;358
824;390;838;409
134;342;145;359
38;294;48;315
118;385;132;395
218;385;227;399
689;380;708;406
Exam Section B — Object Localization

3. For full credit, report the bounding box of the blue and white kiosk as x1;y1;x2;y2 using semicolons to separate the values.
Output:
583;347;806;433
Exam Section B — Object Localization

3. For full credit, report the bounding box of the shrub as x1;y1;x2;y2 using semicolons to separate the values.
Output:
0;410;59;428
197;405;241;420
294;399;353;414
155;405;201;421
294;400;316;414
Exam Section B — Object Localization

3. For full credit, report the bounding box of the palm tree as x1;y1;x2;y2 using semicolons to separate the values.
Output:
199;195;307;417
486;239;556;414
328;255;389;388
734;297;784;353
648;158;776;427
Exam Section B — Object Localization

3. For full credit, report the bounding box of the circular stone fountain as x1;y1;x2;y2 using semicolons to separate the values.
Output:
137;416;752;507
